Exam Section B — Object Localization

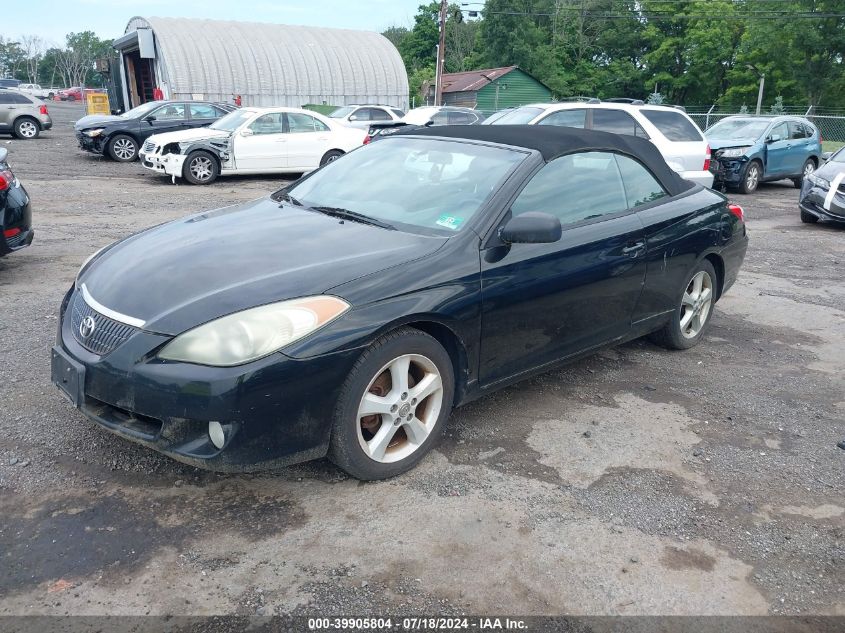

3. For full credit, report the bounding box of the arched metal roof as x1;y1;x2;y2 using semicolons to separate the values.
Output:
124;17;409;108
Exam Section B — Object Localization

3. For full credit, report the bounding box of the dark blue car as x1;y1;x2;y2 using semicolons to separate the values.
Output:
51;126;748;480
707;116;822;194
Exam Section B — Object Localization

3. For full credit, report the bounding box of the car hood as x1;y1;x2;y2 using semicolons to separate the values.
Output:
75;114;126;130
146;127;231;147
815;160;845;182
78;197;447;335
707;137;759;151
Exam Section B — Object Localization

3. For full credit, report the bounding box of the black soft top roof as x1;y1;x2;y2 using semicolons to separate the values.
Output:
395;124;695;197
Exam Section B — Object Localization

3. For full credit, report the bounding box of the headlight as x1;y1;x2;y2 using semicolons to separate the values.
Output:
718;147;751;159
84;128;104;137
158;296;351;366
807;173;829;188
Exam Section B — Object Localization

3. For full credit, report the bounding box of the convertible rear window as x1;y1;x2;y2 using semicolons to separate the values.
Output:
286;137;527;234
640;110;703;142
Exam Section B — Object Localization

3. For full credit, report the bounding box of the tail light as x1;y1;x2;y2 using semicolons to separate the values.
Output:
728;203;745;222
363;135;371;145
703;144;711;172
0;169;13;191
39;104;48;115
818;130;823;145
4;227;21;239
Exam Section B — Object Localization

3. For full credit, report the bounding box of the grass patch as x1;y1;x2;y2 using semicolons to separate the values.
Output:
822;140;844;153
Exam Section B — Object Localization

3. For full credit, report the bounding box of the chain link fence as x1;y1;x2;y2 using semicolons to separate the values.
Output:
686;107;845;147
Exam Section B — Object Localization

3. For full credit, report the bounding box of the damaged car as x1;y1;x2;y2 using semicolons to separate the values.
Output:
799;146;845;224
706;116;822;194
75;100;235;162
139;107;366;184
1;147;34;257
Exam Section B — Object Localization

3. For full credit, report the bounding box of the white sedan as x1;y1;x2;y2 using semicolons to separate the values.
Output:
139;107;366;185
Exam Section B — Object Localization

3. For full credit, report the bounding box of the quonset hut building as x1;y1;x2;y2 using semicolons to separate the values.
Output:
112;17;409;111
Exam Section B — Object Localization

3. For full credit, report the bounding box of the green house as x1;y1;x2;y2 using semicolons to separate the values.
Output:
439;66;552;114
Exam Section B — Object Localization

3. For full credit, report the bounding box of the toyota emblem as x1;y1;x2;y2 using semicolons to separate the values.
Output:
79;315;97;339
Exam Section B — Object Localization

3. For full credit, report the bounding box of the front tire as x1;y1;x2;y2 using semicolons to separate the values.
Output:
13;117;39;139
107;134;138;161
739;161;761;194
183;151;219;185
793;158;816;188
800;209;819;224
320;149;344;166
650;260;718;350
328;328;454;480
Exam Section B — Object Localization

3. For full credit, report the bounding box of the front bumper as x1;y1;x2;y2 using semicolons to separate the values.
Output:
710;156;750;186
76;131;105;154
140;151;187;179
680;169;714;188
799;179;845;223
51;287;361;471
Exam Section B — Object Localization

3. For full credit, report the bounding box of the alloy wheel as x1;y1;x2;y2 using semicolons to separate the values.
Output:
18;121;38;138
803;161;815;179
746;165;759;191
113;138;136;160
356;354;444;463
679;271;714;339
190;156;214;181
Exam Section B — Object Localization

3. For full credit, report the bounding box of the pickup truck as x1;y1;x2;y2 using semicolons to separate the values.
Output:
17;84;55;99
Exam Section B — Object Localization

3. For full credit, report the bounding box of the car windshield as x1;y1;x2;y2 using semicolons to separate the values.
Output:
402;108;440;125
284;137;527;234
707;118;770;139
121;102;160;118
210;109;255;131
487;107;545;125
329;106;355;118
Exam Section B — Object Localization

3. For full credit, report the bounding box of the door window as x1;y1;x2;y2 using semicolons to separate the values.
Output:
366;108;392;121
538;109;587;128
430;110;450;125
287;112;329;133
189;103;218;119
511;151;629;226
152;104;186;120
788;121;807;139
592;109;648;138
615;154;668;207
249;113;285;135
768;122;788;142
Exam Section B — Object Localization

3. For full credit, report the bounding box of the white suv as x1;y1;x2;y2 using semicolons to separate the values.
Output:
488;101;713;188
329;104;405;129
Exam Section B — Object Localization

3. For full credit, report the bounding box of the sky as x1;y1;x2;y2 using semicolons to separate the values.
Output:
3;0;438;45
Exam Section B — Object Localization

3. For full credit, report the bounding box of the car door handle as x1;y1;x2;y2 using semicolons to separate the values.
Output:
622;241;646;257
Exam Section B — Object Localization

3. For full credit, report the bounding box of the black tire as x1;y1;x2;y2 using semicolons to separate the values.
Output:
320;149;344;166
328;327;455;480
107;134;138;162
182;150;220;185
650;260;718;351
13;117;40;140
738;161;762;194
800;209;819;224
793;158;816;188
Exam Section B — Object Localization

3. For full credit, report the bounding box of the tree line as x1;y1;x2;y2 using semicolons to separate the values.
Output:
0;31;112;88
385;0;845;109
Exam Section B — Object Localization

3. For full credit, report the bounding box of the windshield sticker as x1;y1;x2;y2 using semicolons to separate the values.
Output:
436;215;464;230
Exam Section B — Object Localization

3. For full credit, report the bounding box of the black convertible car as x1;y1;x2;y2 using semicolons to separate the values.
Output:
1;147;33;257
51;126;747;479
75;100;235;162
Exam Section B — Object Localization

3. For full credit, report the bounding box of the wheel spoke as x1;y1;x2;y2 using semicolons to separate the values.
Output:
359;392;393;417
699;287;713;306
682;291;695;308
388;356;411;397
691;312;702;334
691;272;703;297
409;372;441;403
367;421;399;461
403;416;430;446
680;308;694;331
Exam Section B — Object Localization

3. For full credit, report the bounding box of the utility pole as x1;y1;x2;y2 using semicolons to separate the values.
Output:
755;73;765;115
435;0;448;106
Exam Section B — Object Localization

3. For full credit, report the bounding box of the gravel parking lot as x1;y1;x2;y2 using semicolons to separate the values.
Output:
0;101;842;617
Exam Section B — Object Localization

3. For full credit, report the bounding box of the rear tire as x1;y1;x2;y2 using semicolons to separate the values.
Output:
13;117;39;140
800;209;819;224
739;161;761;194
650;260;718;351
107;134;138;162
328;327;454;480
320;149;344;166
183;151;219;185
793;158;816;188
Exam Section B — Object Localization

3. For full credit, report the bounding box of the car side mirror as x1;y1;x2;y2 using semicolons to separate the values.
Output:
143;115;156;123
766;133;781;143
499;212;562;244
348;114;359;121
821;151;832;162
240;128;254;137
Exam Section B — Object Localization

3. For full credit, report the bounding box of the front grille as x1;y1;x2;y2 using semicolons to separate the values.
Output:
70;291;138;356
142;140;157;154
